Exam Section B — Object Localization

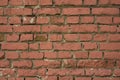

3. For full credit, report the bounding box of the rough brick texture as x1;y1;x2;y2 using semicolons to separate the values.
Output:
0;0;120;80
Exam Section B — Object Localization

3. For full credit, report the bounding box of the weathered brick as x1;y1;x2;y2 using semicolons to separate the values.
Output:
34;34;48;41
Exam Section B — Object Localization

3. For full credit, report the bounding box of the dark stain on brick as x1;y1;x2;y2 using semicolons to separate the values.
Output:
0;34;4;42
34;35;47;41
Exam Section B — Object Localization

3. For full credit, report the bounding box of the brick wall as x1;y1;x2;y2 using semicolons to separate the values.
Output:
0;0;120;80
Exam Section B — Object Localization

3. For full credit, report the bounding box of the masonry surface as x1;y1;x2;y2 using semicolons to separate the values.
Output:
0;0;120;80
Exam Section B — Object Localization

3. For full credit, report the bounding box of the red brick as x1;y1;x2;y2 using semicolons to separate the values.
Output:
4;8;32;15
47;69;84;76
13;60;32;68
63;8;90;15
100;25;117;33
66;16;79;24
23;0;38;5
20;52;43;59
44;52;57;59
6;34;19;42
84;0;97;5
9;0;23;6
36;16;49;24
95;69;112;76
76;77;91;80
69;69;84;76
110;0;120;4
114;69;120;76
0;0;8;6
13;26;40;32
40;42;52;50
6;52;19;59
58;52;72;59
2;43;28;50
79;34;92;41
99;0;110;5
46;69;64;76
93;78;120;80
20;34;33;41
29;43;39;50
1;69;15;76
64;34;79;41
33;8;60;15
81;16;94;23
42;25;70;33
49;34;62;41
0;26;12;33
0;51;4;59
70;24;98;32
83;42;97;50
55;0;82;5
18;69;37;77
108;34;120;41
0;77;7;80
89;52;102;59
0;60;10;68
74;52;88;59
96;16;112;24
33;60;61;68
94;34;107;41
100;43;120;50
54;43;81;50
0;16;7;24
51;16;64;24
113;17;120;24
9;16;21;24
39;0;52;5
104;52;120;59
92;8;119;15
116;61;120;68
59;76;73;80
38;68;46;75
0;8;3;15
8;78;23;80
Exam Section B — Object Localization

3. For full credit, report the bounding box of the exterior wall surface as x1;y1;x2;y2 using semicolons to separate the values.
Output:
0;0;120;80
